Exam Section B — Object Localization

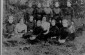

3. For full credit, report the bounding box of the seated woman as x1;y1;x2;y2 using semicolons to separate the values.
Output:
67;21;76;41
4;15;15;38
27;20;43;44
50;19;59;39
29;20;43;40
53;2;61;17
59;19;76;43
26;15;35;33
15;18;27;38
33;20;43;35
58;19;69;43
38;16;50;41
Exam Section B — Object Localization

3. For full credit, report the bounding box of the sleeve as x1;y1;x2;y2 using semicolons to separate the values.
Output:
15;24;18;34
33;27;37;35
25;25;27;33
33;21;36;29
3;24;7;34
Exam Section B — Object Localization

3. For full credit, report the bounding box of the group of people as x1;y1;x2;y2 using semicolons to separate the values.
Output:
3;1;76;44
4;14;75;44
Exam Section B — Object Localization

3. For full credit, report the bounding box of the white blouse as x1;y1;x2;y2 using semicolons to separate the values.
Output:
41;21;50;31
15;23;27;33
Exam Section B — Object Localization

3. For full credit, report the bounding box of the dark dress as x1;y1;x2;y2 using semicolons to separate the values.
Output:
35;8;44;20
24;12;29;23
33;26;43;35
36;30;47;41
6;23;15;34
53;8;61;17
27;26;43;44
4;23;15;38
49;26;60;38
60;27;69;40
26;21;35;31
44;7;53;18
33;26;50;41
55;16;63;30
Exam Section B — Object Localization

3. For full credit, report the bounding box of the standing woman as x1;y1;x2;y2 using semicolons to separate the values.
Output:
4;15;15;38
24;1;34;23
53;1;61;18
43;1;53;18
36;2;43;20
66;0;73;18
15;18;27;38
27;1;34;15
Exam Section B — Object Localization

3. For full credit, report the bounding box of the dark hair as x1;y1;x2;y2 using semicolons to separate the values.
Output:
51;19;56;23
42;15;48;21
19;17;25;23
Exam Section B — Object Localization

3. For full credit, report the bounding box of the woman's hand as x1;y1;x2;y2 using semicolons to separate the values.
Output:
43;29;50;35
29;35;36;40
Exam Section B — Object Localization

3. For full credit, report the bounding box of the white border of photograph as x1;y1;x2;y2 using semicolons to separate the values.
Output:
1;0;3;55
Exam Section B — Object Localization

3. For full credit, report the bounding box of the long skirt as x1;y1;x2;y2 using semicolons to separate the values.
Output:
60;28;69;40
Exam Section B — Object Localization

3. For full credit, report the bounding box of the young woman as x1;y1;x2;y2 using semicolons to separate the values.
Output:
39;16;50;41
36;3;43;20
67;21;76;41
4;15;15;38
27;2;34;15
28;20;43;44
50;19;59;39
58;19;69;43
24;2;34;23
29;20;43;40
43;2;53;17
41;16;50;34
15;18;27;38
53;2;61;17
26;15;35;32
33;20;43;35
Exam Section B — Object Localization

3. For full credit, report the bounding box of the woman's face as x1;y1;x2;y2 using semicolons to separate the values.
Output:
42;17;46;22
29;3;32;7
62;19;69;27
55;2;59;7
46;1;50;7
67;1;71;7
37;20;41;26
8;16;14;23
51;20;56;26
29;16;33;22
20;18;24;24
